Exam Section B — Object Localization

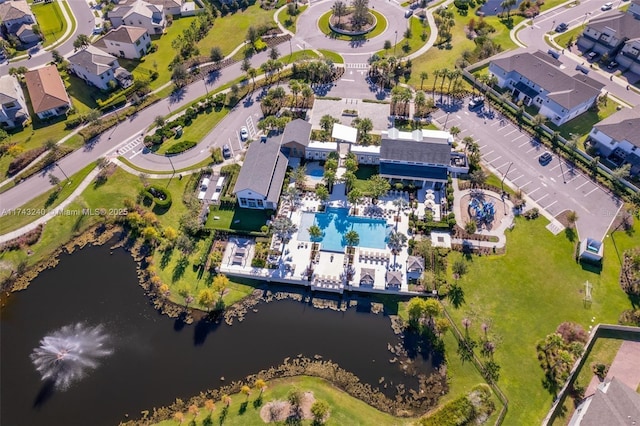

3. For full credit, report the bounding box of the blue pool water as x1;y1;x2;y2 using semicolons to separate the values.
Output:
307;169;324;177
298;207;391;252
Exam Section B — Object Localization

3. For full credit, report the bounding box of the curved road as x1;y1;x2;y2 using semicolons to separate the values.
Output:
514;0;640;107
0;0;95;74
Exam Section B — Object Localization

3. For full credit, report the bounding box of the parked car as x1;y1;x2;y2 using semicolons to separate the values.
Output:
468;96;485;110
240;126;249;141
607;61;618;69
555;23;568;32
222;144;232;158
588;51;599;60
539;151;553;165
601;2;613;10
404;9;413;18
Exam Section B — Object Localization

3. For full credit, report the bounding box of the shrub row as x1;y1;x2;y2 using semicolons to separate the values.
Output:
13;146;73;182
165;140;196;155
7;147;46;176
0;224;43;251
144;185;172;208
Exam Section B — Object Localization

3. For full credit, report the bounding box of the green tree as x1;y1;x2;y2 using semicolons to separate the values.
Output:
566;210;578;229
332;0;348;26
210;46;224;64
470;169;487;188
48;173;61;190
310;400;330;424
383;39;392;52
291;165;307;190
171;63;188;88
319;114;339;135
452;258;468;277
419;71;429;90
344;230;360;247
308;224;323;241
388;230;407;264
315;185;330;203
347;188;364;212
198;288;216;311
353;117;373;143
271;216;298;243
73;34;90;50
367;175;390;200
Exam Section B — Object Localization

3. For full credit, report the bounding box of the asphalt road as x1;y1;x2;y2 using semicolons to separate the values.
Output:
516;0;640;107
0;0;95;74
431;99;621;240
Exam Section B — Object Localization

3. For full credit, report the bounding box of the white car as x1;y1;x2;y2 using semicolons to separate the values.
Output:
601;2;612;10
240;126;249;141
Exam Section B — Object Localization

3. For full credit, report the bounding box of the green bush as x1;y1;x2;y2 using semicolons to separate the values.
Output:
8;147;46;176
419;395;475;426
165;140;196;155
211;147;223;164
146;185;172;208
254;39;267;51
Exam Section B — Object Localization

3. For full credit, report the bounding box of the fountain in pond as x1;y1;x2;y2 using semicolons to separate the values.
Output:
30;323;112;390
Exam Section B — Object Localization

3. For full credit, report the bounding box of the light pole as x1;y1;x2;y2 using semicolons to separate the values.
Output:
203;75;209;94
582;12;591;26
57;162;70;184
550;20;555;31
394;30;398;56
501;162;513;214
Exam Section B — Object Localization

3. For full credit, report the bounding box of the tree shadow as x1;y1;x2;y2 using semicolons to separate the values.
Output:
173;311;188;332
238;401;248;415
252;396;263;409
160;247;173;269
564;227;576;242
172;256;189;282
219;406;229;425
193;313;222;346
44;190;60;208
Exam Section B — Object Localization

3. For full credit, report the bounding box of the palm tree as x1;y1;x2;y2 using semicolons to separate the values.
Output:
347;188;364;213
323;169;336;192
248;67;257;89
254;379;267;396
301;85;313;109
289;79;301;108
566;210;578;228
447;69;461;94
447;283;465;308
342;171;356;192
315;185;330;204
431;69;440;99
419;71;429;90
388;231;407;265
414;91;426;118
271;216;298;243
439;69;449;97
308;224;323;241
532;114;546;135
344;230;360;247
241;385;251;400
332;0;347;26
449;126;461;140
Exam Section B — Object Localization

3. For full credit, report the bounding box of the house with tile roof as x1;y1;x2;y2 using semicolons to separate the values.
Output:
569;377;640;425
588;105;640;176
93;26;151;59
23;65;71;119
0;74;29;129
0;0;39;43
108;0;165;35
68;45;133;90
488;50;604;126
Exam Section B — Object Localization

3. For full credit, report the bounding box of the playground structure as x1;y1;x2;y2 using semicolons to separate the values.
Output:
469;196;496;227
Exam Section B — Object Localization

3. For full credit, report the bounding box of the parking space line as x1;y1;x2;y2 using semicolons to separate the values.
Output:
513;134;527;141
479;144;488;149
526;146;540;154
528;187;541;195
518;141;530;148
497;126;509;132
511;174;524;181
505;129;518;136
536;193;549;202
545;200;558;209
520;180;532;188
565;175;580;184
496;161;510;170
489;155;502;163
576;181;590;190
584;187;598;197
482;149;495;156
550;164;561;171
490;121;500;127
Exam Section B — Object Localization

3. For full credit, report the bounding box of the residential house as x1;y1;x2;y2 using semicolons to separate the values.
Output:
24;65;71;119
93;26;151;60
280;118;312;158
0;0;39;44
350;145;380;165
378;128;463;186
569;377;640;425
305;141;337;161
0;74;29;128
113;0;184;17
406;256;424;280
233;133;288;210
630;0;640;17
588;105;640;176
68;45;133;90
489;50;604;126
108;0;165;35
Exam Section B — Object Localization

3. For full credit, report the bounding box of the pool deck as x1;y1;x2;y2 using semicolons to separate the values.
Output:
220;184;420;295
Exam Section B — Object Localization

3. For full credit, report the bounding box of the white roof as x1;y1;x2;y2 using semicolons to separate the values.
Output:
331;123;358;143
215;176;225;187
308;141;338;150
351;145;380;154
201;177;210;187
421;129;454;144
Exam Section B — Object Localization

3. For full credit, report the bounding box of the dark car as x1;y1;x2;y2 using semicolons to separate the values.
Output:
539;151;553;165
555;23;568;32
607;61;618;69
222;144;232;159
468;96;485;110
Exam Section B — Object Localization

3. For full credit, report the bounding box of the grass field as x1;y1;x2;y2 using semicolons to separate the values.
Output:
318;10;388;41
318;49;344;64
153;376;416;426
279;49;320;66
205;204;270;232
30;1;67;48
377;16;430;58
554;25;585;49
443;216;639;423
155;106;230;155
547;98;620;140
277;4;308;33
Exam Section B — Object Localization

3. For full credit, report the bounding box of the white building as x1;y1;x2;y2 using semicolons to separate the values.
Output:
588;105;640;176
108;0;165;35
0;74;29;129
305;141;337;161
68;46;133;90
93;26;151;60
350;145;380;165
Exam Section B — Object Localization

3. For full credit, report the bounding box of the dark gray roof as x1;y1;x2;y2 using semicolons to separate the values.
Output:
233;134;286;202
587;11;640;40
0;75;20;105
406;256;424;271
574;377;640;425
594;106;640;148
68;45;117;76
386;271;402;287
380;138;451;165
491;50;603;110
281;118;312;147
360;268;375;284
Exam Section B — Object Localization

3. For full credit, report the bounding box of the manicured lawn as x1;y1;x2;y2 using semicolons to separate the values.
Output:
153;376;415;426
277;4;308;33
318;49;344;64
205;204;271;232
0;162;96;234
197;5;276;56
547;99;620;140
554;25;585;49
155;106;230;155
318;9;388;41
30;1;67;48
409;7;520;89
377;16;430;58
279;49;320;65
352;164;378;193
442;216;639;423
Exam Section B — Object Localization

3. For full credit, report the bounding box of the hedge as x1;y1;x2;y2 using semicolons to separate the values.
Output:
8;147;46;176
145;185;172;208
165;140;196;155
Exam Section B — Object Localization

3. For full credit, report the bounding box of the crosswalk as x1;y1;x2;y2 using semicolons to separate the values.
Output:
344;63;369;69
116;136;143;156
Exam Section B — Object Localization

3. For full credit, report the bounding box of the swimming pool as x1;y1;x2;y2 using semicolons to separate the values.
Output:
298;207;391;252
307;169;324;177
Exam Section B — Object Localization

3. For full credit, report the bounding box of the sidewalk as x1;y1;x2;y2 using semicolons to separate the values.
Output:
0;167;101;244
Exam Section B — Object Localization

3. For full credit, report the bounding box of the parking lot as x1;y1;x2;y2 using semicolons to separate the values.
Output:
431;99;622;240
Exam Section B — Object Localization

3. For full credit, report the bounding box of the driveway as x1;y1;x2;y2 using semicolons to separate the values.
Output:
431;98;621;240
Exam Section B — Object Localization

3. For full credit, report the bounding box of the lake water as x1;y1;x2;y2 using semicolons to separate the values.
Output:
0;242;433;426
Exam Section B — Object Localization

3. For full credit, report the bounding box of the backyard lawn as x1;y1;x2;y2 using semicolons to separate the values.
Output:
30;0;67;48
443;216;639;424
547;98;620;140
205;204;271;232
